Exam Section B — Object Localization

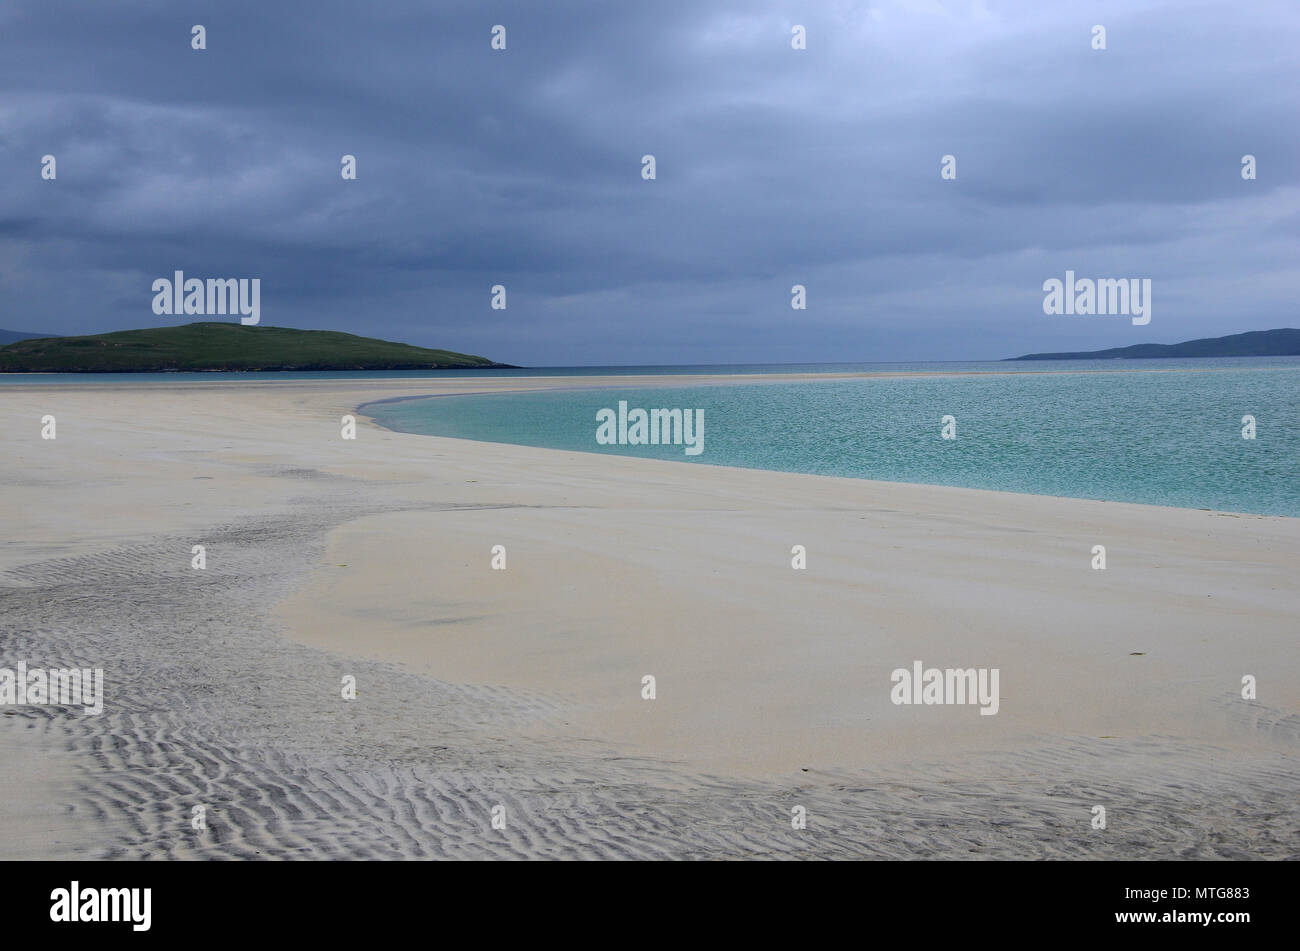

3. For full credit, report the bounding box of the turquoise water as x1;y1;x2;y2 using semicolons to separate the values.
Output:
368;361;1300;516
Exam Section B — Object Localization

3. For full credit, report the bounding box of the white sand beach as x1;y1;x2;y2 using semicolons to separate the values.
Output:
2;376;1297;859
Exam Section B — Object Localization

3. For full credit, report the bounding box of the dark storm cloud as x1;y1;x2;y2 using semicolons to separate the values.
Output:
1;0;1296;363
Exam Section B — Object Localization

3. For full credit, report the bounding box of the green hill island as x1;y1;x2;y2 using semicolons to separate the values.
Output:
0;323;515;372
1008;328;1300;361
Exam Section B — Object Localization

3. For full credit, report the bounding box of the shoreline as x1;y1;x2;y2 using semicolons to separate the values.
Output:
361;411;1300;523
296;394;1300;778
356;390;1299;525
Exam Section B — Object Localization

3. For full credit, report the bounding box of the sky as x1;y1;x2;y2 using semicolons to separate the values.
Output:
1;0;1297;365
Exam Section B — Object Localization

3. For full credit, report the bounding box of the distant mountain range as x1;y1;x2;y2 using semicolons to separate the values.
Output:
0;328;57;345
0;323;514;372
1008;328;1300;361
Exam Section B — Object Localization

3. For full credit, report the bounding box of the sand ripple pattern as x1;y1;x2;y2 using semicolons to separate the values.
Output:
2;497;1297;859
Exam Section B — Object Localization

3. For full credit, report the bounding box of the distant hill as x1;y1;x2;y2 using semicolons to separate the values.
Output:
1008;328;1300;361
0;328;57;345
0;323;514;372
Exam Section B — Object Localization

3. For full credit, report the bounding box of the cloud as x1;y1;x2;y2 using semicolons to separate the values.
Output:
1;0;1296;363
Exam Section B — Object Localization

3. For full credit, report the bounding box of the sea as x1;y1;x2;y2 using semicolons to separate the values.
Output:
6;357;1298;516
